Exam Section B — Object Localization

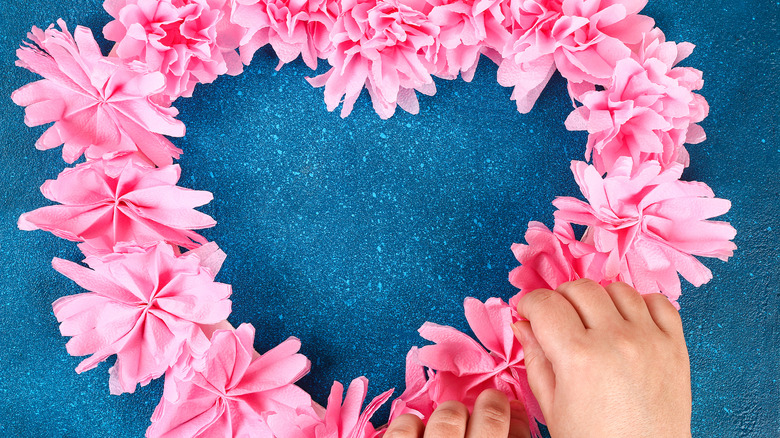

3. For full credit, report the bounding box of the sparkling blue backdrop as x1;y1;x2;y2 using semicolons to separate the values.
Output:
0;0;777;436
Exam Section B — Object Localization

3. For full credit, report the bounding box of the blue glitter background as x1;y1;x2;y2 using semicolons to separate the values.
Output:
0;0;777;436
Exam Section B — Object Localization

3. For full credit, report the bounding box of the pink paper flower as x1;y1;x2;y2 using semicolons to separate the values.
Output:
417;297;543;436
18;156;216;254
508;219;613;314
553;158;737;301
496;0;562;112
147;323;312;437
423;0;510;81
103;0;247;101
52;242;232;394
307;0;440;119
11;20;185;166
564;56;708;173
552;0;654;85
231;0;340;70
267;377;392;438
384;347;436;425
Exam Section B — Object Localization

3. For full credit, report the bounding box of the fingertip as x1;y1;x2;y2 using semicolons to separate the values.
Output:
604;281;652;322
643;293;684;336
467;390;511;438
425;400;469;438
516;288;556;319
508;400;531;438
475;388;510;408
384;414;424;438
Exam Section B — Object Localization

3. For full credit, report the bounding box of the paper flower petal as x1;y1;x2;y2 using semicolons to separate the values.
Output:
147;323;312;437
552;0;654;85
52;242;232;394
12;20;184;166
424;0;510;81
104;0;246;100
19;156;215;254
307;0;439;119
232;0;339;70
553;158;737;301
565;56;708;173
416;297;543;436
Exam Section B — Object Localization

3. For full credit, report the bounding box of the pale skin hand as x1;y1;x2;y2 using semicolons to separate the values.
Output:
513;280;692;438
383;389;531;438
384;280;692;438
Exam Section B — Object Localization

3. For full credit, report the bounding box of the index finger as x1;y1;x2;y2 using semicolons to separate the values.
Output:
517;288;586;362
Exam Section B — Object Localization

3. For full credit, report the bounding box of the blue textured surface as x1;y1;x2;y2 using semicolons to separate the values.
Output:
1;0;777;436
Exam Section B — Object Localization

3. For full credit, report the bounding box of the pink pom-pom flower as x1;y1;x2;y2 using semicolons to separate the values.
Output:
552;0;654;85
417;297;543;436
52;242;232;394
564;56;709;173
267;377;392;438
147;323;312;437
383;347;436;425
11;20;185;166
103;0;247;101
307;0;440;119
231;0;340;70
18;156;216;255
553;158;737;301
496;0;562;113
423;0;510;81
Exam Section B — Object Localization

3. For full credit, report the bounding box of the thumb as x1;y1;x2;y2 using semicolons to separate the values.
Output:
512;321;556;417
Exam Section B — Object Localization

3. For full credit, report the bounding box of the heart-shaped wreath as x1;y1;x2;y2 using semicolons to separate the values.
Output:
12;0;736;436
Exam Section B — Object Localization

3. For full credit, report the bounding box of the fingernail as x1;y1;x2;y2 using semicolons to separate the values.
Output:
510;322;525;342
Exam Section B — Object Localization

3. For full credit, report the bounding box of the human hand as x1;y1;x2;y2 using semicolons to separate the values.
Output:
383;389;531;438
513;280;692;438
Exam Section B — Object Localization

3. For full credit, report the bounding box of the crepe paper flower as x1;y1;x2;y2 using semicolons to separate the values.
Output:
231;0;340;70
18;157;216;254
147;323;313;437
417;297;543;436
51;242;232;395
553;158;737;301
384;347;436;426
267;377;393;438
564;56;709;173
628;28;709;165
507;219;616;317
495;0;561;113
423;0;510;82
11;20;185;166
551;0;654;85
307;0;440;119
103;0;246;101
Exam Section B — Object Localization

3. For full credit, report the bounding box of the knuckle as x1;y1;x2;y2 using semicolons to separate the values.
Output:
523;289;557;313
566;338;597;368
565;278;599;290
478;402;510;424
612;333;643;361
432;402;469;427
384;423;418;438
560;278;606;298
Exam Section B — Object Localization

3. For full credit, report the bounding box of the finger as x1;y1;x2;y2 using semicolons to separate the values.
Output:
512;321;555;413
465;389;510;438
517;288;585;360
508;400;531;438
643;293;684;336
556;279;623;329
604;282;653;323
424;401;469;438
384;414;424;438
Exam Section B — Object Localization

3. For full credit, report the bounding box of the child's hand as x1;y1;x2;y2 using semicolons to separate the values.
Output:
513;280;692;437
384;389;531;438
